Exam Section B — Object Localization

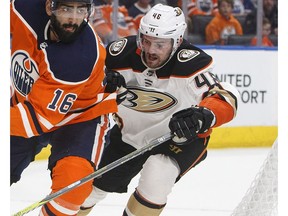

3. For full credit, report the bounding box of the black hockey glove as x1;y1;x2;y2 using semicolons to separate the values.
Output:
169;106;215;145
104;69;128;104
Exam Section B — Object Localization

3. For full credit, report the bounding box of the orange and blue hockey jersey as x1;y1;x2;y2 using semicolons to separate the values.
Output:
10;0;118;138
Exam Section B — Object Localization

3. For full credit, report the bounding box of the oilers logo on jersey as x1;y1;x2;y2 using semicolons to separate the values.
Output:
122;86;177;113
11;51;40;96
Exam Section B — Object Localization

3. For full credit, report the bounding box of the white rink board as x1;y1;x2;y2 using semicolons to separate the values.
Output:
204;48;278;127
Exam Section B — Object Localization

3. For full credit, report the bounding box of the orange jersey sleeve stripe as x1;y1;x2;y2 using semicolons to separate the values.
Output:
200;95;234;127
10;103;40;137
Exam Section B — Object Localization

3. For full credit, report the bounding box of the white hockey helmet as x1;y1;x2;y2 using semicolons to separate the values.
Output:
138;4;187;55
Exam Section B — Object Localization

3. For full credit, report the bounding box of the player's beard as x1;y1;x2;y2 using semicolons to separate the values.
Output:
50;15;87;43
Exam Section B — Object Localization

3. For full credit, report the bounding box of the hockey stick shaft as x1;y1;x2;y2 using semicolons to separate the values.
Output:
12;132;172;216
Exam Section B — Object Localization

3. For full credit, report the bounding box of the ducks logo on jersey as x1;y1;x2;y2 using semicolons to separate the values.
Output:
177;49;200;62
109;38;128;56
122;86;177;113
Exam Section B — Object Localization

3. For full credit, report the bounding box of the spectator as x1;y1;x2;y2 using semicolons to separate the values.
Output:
243;0;256;14
250;17;274;46
244;0;278;35
90;0;137;44
263;0;278;35
128;0;152;28
187;0;218;16
205;0;243;45
232;0;245;16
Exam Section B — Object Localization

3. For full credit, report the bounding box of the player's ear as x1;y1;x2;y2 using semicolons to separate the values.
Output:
46;0;53;16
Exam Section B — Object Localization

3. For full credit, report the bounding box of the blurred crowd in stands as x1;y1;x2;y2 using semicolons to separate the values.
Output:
90;0;278;46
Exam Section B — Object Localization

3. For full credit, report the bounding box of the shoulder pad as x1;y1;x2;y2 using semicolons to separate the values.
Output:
163;42;213;77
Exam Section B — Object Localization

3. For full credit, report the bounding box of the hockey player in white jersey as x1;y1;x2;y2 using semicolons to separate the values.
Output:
78;4;239;216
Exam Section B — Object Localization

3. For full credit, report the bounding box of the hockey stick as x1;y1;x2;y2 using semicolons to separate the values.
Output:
12;132;172;216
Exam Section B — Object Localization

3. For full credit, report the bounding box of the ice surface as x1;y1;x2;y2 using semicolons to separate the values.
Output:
10;147;271;216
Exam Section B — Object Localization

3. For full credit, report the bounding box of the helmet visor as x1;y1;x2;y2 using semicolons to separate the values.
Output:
52;5;89;19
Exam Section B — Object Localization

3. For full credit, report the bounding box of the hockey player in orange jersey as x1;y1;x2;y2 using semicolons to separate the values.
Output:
10;0;126;215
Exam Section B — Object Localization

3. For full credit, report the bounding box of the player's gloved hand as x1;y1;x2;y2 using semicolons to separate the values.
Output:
104;69;128;104
169;106;215;145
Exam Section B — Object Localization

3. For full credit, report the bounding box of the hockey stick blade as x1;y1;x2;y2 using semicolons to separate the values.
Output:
12;132;172;216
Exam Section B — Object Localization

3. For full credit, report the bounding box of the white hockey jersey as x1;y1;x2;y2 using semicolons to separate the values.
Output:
106;36;238;149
